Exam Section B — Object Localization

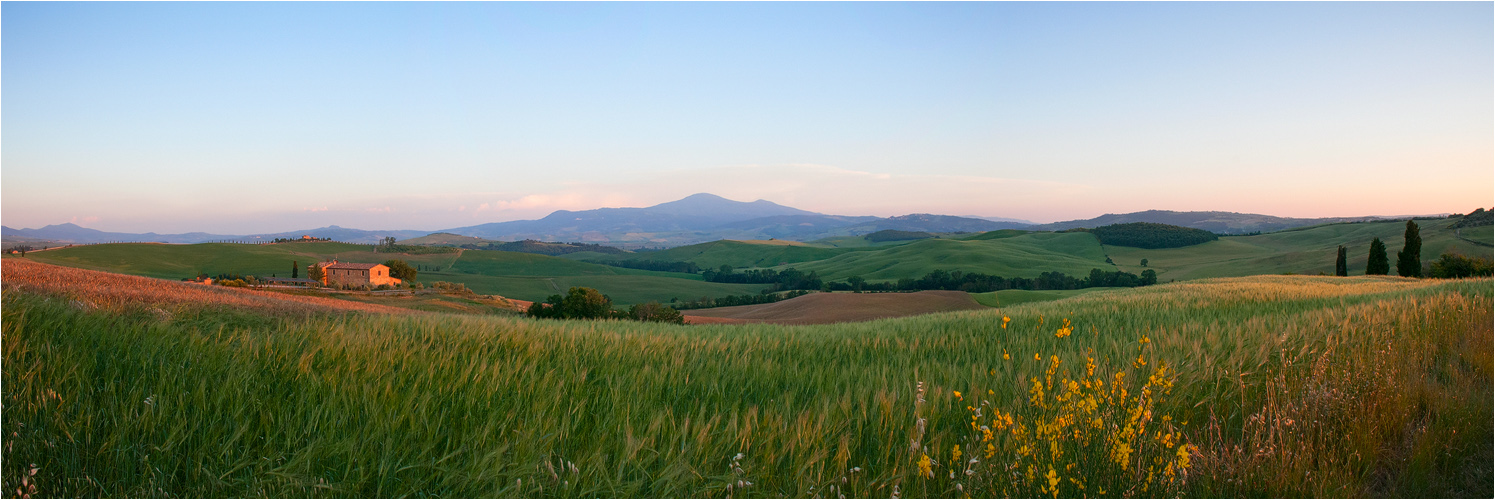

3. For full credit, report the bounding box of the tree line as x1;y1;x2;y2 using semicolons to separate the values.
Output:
701;266;824;291
826;267;1158;293
526;287;684;324
594;259;702;274
672;289;813;310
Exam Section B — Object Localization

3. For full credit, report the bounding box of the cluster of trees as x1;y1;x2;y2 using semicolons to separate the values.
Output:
826;268;1158;293
701;266;823;291
1452;207;1493;229
383;259;418;282
864;229;935;242
270;236;327;243
1078;222;1219;249
672;289;813;310
596;259;702;274
461;240;627;256
373;242;458;255
1429;252;1494;279
526;287;684;324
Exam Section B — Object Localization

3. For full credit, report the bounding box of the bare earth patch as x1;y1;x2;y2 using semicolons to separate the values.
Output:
681;290;986;325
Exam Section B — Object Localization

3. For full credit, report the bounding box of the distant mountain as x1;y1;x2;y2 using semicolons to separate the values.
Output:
839;214;1030;235
1033;210;1387;234
439;193;821;241
1;223;425;245
961;215;1038;225
1;223;238;244
714;214;882;240
250;226;428;244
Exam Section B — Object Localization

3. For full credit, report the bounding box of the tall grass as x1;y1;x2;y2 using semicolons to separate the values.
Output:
3;276;1489;497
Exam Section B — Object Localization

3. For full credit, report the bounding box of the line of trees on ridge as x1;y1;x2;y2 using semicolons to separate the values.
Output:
827;267;1158;293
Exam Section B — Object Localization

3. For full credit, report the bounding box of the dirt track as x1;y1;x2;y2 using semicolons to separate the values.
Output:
681;290;987;325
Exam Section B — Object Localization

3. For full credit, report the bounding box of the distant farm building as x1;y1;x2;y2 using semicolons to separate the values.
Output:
312;260;401;287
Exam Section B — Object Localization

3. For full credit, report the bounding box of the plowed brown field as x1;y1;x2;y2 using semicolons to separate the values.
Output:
2;258;413;315
681;290;987;325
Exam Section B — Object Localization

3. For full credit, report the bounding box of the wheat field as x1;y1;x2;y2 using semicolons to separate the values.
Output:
2;272;1489;497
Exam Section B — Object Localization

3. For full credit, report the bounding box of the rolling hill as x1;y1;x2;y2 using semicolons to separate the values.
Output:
786;231;1113;281
438;193;819;241
608;239;866;269
1102;217;1491;281
1034;209;1393;234
21;241;761;306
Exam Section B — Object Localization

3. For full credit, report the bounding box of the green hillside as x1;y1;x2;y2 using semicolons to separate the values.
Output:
622;239;864;269
26;242;463;280
1105;218;1494;281
791;231;1112;281
396;233;494;246
27;243;764;306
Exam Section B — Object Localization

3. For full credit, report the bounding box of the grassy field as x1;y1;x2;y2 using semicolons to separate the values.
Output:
1458;226;1493;246
788;232;1112;281
22;244;762;306
4;274;1488;497
1105;218;1492;282
969;287;1121;307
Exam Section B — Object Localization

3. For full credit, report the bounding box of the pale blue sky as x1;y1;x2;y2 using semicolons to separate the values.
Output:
4;2;1491;233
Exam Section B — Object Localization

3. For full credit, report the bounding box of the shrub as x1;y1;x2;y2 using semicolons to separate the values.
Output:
1429;252;1494;279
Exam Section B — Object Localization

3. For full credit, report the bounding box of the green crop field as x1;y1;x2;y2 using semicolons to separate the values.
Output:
1104;218;1493;282
788;232;1112;281
4;275;1488;497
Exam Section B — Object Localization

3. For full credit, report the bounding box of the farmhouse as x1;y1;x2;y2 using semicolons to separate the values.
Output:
312;260;402;287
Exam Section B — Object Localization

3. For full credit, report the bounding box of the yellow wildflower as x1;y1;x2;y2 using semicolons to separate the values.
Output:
953;390;962;401
917;454;933;478
1002;316;1011;329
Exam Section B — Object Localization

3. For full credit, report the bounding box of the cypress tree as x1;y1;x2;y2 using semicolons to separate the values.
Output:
1335;246;1348;276
1366;237;1389;275
1396;220;1423;277
292;261;299;279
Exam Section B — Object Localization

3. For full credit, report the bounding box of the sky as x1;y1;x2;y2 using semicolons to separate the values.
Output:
3;2;1491;234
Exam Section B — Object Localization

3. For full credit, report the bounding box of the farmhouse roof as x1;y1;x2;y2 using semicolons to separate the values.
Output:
325;262;383;270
